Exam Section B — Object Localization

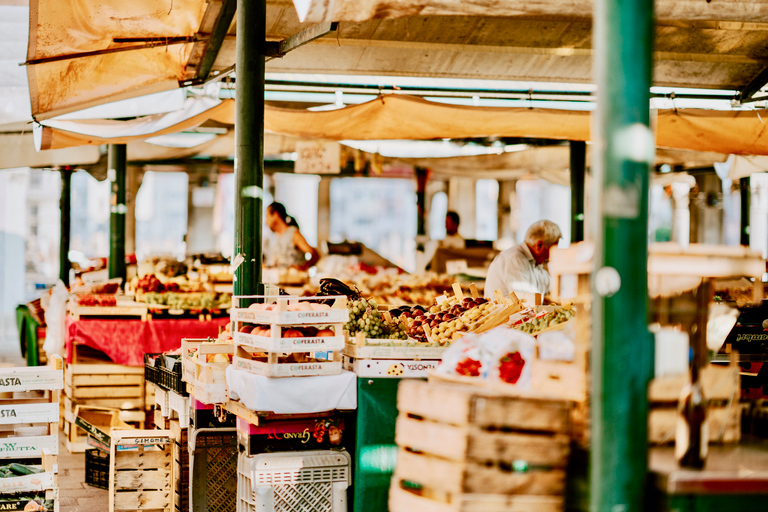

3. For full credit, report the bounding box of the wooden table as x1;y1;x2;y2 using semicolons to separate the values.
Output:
649;439;768;511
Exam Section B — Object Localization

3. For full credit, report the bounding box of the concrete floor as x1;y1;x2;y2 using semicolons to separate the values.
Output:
0;331;107;511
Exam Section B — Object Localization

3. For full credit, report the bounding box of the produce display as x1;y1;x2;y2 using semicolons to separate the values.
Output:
344;299;408;340
74;294;117;307
310;273;480;307
133;273;232;310
391;296;500;345
240;324;337;338
511;305;575;335
142;291;231;310
0;464;42;478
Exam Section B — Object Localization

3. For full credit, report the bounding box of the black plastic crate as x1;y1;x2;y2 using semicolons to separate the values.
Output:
144;353;163;387
85;448;109;490
159;356;187;396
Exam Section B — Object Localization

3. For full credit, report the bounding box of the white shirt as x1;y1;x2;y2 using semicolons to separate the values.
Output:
484;242;550;299
439;234;465;249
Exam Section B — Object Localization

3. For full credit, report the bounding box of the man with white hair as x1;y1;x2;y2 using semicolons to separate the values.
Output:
484;220;562;299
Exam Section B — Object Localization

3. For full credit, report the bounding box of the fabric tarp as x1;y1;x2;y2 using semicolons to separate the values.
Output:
0;133;100;170
26;0;206;120
35;94;768;156
727;155;768;180
35;97;228;150
65;316;228;366
291;0;768;23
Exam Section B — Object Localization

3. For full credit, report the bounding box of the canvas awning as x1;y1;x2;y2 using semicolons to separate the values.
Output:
35;97;229;150
34;94;768;156
25;0;207;120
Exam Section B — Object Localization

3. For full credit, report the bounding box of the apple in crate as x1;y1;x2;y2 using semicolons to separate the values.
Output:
282;329;304;338
239;325;254;334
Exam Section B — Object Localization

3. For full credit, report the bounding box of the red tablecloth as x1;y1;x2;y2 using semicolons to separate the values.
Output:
65;316;229;366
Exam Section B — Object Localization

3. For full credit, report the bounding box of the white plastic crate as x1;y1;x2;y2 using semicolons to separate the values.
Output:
237;450;350;512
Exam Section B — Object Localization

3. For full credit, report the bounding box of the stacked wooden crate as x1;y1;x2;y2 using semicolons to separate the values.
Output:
63;358;153;452
390;380;572;512
109;429;174;512
154;393;189;512
0;357;63;512
648;362;741;444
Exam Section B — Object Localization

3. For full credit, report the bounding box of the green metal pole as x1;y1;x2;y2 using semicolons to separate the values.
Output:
591;0;654;510
234;0;265;297
108;144;127;285
740;177;750;246
59;167;72;285
570;141;586;243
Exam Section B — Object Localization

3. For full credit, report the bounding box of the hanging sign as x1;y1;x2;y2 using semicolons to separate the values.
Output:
295;141;341;174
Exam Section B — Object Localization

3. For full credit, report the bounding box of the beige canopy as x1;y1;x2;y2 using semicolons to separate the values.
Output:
34;95;768;156
26;0;206;120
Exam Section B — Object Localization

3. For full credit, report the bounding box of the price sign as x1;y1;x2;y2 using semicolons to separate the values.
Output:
295;141;341;174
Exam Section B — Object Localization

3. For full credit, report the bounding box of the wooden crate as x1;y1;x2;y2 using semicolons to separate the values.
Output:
390;380;572;512
648;363;741;444
169;420;189;512
109;430;173;512
0;356;62;460
181;339;232;404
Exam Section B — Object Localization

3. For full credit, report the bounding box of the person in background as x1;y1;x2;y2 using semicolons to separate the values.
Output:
440;211;465;249
265;202;320;270
484;220;562;299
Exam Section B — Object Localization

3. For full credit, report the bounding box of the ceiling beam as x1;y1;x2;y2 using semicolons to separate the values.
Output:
303;37;768;65
264;21;339;58
184;0;238;84
738;67;768;103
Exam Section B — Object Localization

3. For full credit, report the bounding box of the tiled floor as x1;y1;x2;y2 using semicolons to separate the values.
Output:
0;332;107;511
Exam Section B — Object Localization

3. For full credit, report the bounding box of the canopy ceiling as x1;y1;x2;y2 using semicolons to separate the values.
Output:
23;0;768;121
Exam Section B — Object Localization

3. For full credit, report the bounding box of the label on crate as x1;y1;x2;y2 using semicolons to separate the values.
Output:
0;496;56;511
0;368;62;392
0;472;55;493
343;357;440;378
0;436;58;458
237;416;347;454
235;333;344;353
0;404;58;426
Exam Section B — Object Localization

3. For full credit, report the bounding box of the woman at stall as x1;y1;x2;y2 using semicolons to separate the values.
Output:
265;202;320;270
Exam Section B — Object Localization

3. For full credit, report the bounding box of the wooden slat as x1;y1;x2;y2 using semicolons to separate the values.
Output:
649;365;739;403
66;384;143;399
70;374;144;387
113;490;171;510
397;380;570;433
394;449;565;496
389;485;563;512
114;469;171;490
114;450;172;470
66;364;144;376
395;415;569;467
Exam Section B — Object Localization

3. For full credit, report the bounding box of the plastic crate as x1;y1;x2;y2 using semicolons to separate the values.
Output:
85;448;109;490
159;356;187;396
236;450;350;512
145;353;188;396
190;428;238;512
144;353;162;387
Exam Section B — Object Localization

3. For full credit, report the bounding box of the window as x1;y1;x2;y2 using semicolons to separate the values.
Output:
330;178;417;272
515;179;571;246
135;172;188;261
475;179;499;241
429;191;448;240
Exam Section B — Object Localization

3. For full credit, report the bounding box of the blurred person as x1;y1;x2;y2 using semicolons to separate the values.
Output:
440;211;465;249
484;220;562;299
265;202;320;270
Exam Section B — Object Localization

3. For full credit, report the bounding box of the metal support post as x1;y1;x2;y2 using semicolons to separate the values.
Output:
234;0;266;297
108;144;127;285
570;141;586;243
591;0;655;510
740;177;750;246
59;166;72;285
